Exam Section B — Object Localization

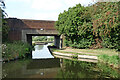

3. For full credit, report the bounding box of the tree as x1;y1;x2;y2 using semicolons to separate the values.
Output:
91;2;119;49
56;2;119;50
0;0;9;42
56;4;94;48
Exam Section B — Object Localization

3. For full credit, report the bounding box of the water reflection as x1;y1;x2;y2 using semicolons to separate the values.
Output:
22;59;60;78
34;45;43;50
2;58;60;78
32;43;54;59
56;59;119;78
2;58;119;78
27;59;60;69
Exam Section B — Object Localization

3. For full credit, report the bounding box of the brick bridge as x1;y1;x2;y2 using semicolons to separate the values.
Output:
7;18;62;48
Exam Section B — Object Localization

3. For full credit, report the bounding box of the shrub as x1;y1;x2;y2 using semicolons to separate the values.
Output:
56;2;119;50
2;41;32;60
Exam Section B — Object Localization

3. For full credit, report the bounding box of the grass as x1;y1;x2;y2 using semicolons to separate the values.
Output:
53;50;94;56
73;48;118;56
98;54;119;68
51;48;86;55
50;48;118;56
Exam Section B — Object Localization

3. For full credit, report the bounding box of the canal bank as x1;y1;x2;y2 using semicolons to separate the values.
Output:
52;52;98;63
50;48;119;69
2;41;33;62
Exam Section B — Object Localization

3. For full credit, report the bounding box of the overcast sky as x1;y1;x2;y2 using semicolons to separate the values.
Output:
4;0;96;21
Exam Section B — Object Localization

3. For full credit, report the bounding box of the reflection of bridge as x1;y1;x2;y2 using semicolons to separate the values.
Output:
22;59;61;78
7;18;62;48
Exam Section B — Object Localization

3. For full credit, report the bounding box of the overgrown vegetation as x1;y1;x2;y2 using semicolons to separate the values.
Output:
56;2;119;51
2;41;32;61
98;54;119;68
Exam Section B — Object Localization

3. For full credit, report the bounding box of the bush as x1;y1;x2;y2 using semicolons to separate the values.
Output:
56;2;119;50
2;41;32;60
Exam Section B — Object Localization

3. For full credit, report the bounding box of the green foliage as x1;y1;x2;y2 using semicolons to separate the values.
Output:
56;4;94;49
98;54;119;68
32;36;47;41
96;63;119;78
56;59;119;78
0;1;9;42
56;2;119;50
47;36;54;41
2;19;9;42
91;2;119;50
2;41;32;60
71;54;78;59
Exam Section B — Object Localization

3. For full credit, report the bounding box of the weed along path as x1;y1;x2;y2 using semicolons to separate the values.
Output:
53;52;98;63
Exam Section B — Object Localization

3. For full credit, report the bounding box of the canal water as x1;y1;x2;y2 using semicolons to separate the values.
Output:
2;43;120;79
32;43;54;59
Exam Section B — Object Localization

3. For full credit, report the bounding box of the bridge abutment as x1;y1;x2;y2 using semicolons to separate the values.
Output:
54;36;60;48
27;34;32;46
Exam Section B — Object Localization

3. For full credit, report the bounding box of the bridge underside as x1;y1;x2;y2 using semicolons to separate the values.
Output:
22;29;61;48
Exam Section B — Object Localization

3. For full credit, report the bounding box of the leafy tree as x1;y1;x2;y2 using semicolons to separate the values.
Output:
56;4;94;48
56;2;119;50
91;2;119;50
0;0;9;42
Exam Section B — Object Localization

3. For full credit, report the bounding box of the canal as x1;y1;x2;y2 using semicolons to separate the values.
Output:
2;43;120;79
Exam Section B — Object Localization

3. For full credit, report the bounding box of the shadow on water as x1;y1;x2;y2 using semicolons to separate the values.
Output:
27;59;60;69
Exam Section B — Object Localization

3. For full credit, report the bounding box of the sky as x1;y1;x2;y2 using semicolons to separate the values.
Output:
4;0;96;21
